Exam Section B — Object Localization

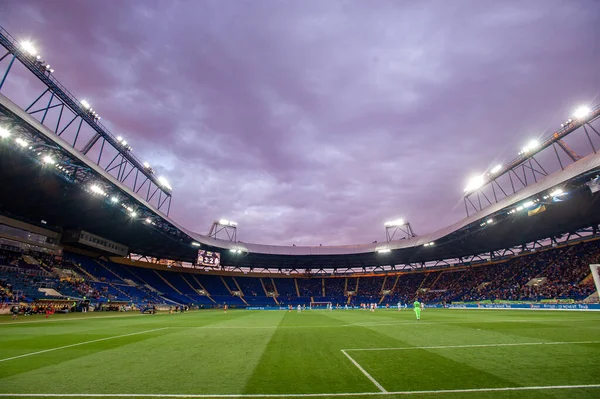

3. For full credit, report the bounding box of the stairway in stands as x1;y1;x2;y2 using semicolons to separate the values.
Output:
154;270;196;303
189;274;216;303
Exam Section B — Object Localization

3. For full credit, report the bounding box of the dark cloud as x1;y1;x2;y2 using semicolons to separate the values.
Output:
1;0;599;245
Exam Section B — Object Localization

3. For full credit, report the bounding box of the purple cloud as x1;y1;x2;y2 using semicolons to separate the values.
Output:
1;0;599;245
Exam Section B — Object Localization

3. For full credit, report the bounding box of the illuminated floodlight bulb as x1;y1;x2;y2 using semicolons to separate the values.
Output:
486;218;493;224
0;127;10;138
20;41;37;56
377;248;391;253
192;242;201;247
229;221;238;226
145;218;152;224
121;140;128;146
80;99;91;110
573;106;591;119
521;139;540;154
550;188;565;197
130;211;137;218
384;219;404;227
91;185;107;195
143;161;150;168
42;155;55;164
464;174;485;192
15;137;28;147
117;136;123;142
110;196;119;203
490;164;502;174
523;200;535;208
158;176;172;190
220;219;230;225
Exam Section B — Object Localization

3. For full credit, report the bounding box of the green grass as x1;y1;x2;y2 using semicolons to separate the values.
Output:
0;309;599;398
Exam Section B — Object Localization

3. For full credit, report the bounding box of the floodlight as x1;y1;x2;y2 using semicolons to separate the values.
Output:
145;218;152;224
158;176;172;190
550;188;566;197
219;219;230;225
486;218;493;224
523;200;535;208
0;127;10;138
490;164;502;174
130;211;137;218
15;138;28;147
143;161;150;168
377;249;391;253
110;196;119;203
117;136;123;142
573;106;591;119
230;221;238;226
80;100;91;110
521;139;540;154
20;41;37;56
192;242;201;247
384;219;404;227
121;140;127;146
90;185;106;195
42;155;55;165
464;174;485;192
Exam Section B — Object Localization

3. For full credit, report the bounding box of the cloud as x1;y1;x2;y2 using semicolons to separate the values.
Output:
1;0;599;246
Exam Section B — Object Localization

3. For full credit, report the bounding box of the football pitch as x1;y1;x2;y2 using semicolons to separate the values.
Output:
1;309;599;399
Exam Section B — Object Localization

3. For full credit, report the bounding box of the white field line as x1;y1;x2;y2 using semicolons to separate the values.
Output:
0;327;169;363
343;340;600;352
0;384;599;397
340;350;387;393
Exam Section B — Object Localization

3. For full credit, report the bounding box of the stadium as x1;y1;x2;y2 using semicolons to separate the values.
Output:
1;5;600;399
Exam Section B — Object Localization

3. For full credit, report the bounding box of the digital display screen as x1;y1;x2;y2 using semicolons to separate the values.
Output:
197;250;220;267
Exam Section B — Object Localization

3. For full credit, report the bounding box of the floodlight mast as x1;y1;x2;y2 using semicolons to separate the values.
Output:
208;219;238;241
384;219;417;242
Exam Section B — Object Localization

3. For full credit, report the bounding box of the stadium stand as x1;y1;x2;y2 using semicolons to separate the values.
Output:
0;239;598;310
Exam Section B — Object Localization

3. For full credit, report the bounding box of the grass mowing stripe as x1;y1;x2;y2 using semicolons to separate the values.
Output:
0;327;169;363
342;340;600;351
0;314;148;326
0;384;599;397
340;350;387;393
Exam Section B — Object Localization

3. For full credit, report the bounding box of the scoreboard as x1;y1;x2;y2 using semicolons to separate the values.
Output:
197;250;220;267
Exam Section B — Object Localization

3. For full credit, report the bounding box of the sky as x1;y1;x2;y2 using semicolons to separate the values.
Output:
0;0;599;246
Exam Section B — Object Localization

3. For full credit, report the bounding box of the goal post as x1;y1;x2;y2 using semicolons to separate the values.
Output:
590;265;600;299
310;302;332;310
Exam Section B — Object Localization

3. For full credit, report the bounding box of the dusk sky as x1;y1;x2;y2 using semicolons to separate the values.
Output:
1;0;599;246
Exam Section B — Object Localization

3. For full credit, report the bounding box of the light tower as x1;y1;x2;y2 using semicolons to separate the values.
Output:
208;219;238;241
384;219;416;242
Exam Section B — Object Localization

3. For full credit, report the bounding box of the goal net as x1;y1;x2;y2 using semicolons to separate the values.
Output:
590;265;600;303
310;302;332;310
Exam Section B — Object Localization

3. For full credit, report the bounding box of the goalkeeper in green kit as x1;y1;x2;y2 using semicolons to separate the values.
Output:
413;299;421;320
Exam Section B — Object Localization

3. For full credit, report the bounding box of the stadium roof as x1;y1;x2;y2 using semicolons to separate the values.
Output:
2;84;600;270
2;85;600;271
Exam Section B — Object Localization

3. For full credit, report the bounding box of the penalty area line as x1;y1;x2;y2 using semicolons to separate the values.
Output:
0;385;599;397
340;349;387;393
0;327;169;363
342;340;600;352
